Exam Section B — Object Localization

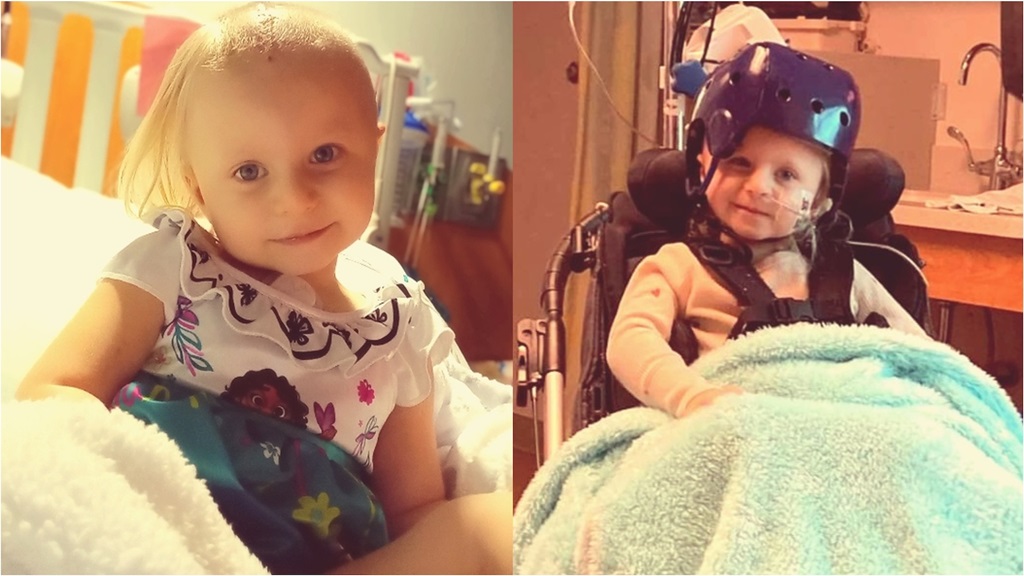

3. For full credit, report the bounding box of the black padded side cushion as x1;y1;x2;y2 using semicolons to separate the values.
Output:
842;148;906;228
626;148;693;236
626;147;906;233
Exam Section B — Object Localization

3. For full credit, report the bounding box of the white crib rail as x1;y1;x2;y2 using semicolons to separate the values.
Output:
12;2;146;193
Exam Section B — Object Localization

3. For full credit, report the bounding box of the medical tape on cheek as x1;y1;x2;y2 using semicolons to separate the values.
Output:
765;188;813;219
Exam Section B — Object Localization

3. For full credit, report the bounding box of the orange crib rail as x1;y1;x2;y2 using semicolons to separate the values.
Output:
2;1;143;196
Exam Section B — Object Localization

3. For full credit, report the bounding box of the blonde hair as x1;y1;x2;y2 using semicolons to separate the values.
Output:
118;3;372;220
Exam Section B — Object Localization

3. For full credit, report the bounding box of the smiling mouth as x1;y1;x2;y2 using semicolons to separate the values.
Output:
733;204;771;217
273;224;335;245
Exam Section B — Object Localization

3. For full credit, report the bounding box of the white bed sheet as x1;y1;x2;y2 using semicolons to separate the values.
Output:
1;158;153;398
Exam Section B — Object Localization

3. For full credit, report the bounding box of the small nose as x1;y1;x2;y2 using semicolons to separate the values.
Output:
744;167;774;198
274;174;319;214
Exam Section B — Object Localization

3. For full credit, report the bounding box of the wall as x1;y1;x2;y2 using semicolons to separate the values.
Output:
147;2;513;167
511;1;579;503
511;2;577;327
864;1;1022;193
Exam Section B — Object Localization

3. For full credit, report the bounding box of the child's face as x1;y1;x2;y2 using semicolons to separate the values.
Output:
700;126;827;242
184;50;383;280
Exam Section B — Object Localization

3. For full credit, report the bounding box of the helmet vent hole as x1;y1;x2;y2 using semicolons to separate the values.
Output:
811;99;824;114
777;88;792;102
728;71;742;85
798;53;808;61
840;111;850;126
825;63;835;71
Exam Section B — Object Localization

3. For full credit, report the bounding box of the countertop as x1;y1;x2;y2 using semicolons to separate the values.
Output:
893;189;1023;239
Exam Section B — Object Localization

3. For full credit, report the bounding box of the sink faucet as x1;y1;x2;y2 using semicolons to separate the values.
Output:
947;42;1023;190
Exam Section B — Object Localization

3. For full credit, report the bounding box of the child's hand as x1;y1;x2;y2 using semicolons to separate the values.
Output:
679;385;744;418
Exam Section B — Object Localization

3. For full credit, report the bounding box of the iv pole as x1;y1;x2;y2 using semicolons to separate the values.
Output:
403;97;457;270
357;42;420;251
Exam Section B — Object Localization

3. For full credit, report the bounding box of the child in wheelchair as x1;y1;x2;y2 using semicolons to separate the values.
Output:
607;42;929;419
514;42;1021;576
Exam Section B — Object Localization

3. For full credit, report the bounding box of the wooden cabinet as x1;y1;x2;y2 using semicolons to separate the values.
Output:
387;169;513;362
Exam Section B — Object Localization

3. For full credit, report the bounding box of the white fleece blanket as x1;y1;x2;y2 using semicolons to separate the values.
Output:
513;323;1024;574
2;399;269;574
1;362;510;574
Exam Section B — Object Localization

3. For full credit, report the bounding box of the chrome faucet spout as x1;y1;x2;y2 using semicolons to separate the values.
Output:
957;42;1016;189
959;42;1001;86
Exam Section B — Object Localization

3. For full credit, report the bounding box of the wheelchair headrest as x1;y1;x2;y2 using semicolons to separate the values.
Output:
626;148;694;236
841;148;906;227
627;147;905;235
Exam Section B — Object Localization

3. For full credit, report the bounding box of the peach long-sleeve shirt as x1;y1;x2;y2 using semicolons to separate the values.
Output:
606;242;927;417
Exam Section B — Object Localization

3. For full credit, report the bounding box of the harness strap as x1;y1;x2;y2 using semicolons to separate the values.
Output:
808;239;856;322
691;240;776;306
690;237;860;340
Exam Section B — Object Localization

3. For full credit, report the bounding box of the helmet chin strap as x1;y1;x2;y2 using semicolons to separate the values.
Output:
691;154;719;199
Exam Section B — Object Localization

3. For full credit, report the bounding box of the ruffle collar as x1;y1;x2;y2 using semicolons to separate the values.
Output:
154;209;423;376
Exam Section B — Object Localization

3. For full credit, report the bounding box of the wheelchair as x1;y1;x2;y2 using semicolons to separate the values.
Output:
515;146;934;462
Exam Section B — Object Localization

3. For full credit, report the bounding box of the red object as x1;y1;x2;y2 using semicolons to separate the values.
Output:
394;51;415;97
138;15;201;116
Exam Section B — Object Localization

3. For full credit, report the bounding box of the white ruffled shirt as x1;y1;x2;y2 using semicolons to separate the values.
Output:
101;209;453;471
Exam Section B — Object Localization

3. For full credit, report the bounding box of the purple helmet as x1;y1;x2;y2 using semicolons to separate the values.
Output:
687;42;861;206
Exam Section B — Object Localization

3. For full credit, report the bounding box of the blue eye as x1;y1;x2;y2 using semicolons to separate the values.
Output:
311;145;340;164
778;168;799;182
234;163;266;182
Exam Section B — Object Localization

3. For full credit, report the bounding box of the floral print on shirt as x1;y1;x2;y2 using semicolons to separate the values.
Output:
357;380;375;405
165;296;212;376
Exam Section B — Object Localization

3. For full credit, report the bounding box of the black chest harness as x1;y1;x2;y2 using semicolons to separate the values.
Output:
688;235;890;342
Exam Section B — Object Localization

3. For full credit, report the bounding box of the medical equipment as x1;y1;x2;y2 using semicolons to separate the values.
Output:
395;111;431;216
478;127;508;200
362;44;421;249
438;128;507;228
403;97;458;270
571;2;787;154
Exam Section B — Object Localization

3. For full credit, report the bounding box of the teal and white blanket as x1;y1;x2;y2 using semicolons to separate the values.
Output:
513;323;1023;574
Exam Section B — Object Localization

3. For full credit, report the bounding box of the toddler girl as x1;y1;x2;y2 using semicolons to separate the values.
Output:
16;3;510;574
607;42;928;419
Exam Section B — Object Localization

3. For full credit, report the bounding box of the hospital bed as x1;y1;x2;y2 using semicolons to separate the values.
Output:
0;3;510;573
